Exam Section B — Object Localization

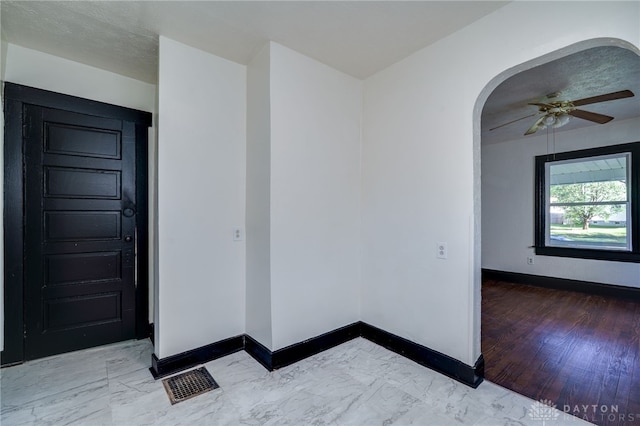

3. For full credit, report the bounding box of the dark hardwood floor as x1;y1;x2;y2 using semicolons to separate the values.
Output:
482;279;640;426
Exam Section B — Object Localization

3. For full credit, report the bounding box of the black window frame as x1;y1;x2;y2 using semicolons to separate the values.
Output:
535;141;640;263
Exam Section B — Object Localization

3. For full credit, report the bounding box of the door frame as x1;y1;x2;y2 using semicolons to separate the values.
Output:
2;83;152;366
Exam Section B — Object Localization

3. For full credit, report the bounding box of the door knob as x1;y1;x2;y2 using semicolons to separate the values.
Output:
123;207;135;217
124;235;133;242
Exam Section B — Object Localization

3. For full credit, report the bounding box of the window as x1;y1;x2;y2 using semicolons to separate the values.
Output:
535;142;640;262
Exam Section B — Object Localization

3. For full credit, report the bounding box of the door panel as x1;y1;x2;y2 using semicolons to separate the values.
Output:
43;292;121;331
45;211;122;241
24;105;136;360
45;167;122;199
45;252;122;285
45;123;121;159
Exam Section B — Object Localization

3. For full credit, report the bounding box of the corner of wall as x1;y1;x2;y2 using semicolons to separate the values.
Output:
245;41;273;350
268;43;362;350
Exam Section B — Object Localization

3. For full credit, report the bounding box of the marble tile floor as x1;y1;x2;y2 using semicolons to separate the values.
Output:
1;337;593;426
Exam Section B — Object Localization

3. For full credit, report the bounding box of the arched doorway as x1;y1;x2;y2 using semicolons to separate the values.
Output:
474;38;640;420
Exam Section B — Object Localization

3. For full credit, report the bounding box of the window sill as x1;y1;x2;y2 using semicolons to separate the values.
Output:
535;246;640;263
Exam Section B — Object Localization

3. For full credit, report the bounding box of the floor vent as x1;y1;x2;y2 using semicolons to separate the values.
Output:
162;366;219;404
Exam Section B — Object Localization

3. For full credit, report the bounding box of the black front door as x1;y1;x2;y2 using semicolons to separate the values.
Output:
23;105;137;359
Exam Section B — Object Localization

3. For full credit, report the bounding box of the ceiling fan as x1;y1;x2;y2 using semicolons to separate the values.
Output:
490;89;635;135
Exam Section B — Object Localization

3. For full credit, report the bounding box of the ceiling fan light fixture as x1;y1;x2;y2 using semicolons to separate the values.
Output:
553;113;571;128
542;114;556;126
540;113;571;130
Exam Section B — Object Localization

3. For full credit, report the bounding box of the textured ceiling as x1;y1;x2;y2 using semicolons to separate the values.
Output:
4;2;637;142
482;46;640;145
0;1;508;83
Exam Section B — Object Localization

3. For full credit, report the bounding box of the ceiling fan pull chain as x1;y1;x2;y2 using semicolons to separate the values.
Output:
546;126;550;155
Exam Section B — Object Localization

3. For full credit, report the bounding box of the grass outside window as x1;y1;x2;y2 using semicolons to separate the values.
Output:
550;224;627;247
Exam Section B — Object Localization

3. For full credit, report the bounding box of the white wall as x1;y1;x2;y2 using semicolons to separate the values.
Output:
483;118;640;288
246;44;273;349
4;44;155;113
361;1;640;366
1;39;7;80
269;43;362;350
156;37;246;358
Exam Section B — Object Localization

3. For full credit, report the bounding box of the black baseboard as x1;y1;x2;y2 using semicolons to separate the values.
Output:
360;323;484;388
271;322;361;370
244;335;273;370
244;323;361;371
246;322;483;387
150;322;484;388
149;335;244;379
483;269;640;300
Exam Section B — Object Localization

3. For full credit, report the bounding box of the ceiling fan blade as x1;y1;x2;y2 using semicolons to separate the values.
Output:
524;116;546;135
572;90;634;107
489;113;538;131
568;109;614;124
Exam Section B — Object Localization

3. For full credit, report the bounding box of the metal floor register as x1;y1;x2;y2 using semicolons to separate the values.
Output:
162;366;219;404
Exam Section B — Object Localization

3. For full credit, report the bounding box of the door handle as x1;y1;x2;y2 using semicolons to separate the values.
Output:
123;207;135;217
124;235;133;243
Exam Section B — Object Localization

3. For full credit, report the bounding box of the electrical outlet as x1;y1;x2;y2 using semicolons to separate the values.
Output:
527;256;534;265
233;227;243;241
437;242;447;259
